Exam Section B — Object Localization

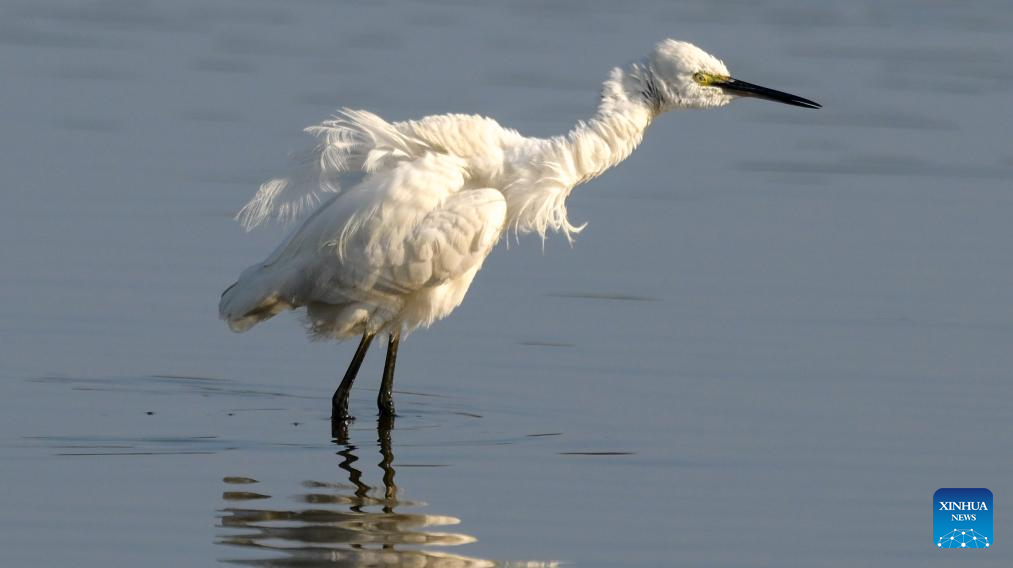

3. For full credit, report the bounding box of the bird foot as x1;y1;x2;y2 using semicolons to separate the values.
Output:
331;409;355;422
377;394;396;419
330;414;354;441
377;413;396;433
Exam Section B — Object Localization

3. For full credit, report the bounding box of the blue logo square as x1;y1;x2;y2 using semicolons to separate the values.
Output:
934;488;992;549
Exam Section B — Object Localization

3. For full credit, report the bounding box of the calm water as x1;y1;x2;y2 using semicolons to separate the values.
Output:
2;0;1012;566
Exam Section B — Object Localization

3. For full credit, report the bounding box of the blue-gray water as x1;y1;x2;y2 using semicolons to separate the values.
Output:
2;1;1012;566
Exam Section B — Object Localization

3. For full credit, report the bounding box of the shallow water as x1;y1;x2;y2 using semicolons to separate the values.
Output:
2;0;1012;566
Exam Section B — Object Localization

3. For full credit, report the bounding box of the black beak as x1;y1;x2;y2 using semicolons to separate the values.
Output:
718;77;821;109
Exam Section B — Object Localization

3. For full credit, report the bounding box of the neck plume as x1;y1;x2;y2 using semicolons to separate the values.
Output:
504;64;658;242
567;65;658;182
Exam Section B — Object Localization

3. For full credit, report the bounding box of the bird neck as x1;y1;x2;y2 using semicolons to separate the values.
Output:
562;65;658;184
503;65;658;241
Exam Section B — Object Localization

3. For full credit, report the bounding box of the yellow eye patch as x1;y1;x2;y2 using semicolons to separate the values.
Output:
693;72;729;86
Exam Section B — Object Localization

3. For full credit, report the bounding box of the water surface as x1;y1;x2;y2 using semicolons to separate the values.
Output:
2;0;1012;566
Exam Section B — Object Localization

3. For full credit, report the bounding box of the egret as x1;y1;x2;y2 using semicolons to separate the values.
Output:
219;39;820;422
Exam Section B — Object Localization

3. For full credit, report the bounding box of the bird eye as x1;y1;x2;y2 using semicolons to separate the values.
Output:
693;72;709;85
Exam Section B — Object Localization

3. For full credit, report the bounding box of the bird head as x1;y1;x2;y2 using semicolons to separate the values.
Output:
645;39;820;111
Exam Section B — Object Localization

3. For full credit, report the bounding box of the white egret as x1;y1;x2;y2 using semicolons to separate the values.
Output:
219;39;820;421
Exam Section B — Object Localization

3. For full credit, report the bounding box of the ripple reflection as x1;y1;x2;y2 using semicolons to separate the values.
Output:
217;419;554;567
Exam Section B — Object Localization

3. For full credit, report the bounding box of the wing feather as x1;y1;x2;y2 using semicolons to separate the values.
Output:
253;152;503;306
319;156;505;299
236;108;436;231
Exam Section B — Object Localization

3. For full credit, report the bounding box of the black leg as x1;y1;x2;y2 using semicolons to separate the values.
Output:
331;331;375;422
377;331;400;417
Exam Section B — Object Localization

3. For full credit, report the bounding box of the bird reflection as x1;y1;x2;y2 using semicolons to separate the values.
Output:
217;417;499;567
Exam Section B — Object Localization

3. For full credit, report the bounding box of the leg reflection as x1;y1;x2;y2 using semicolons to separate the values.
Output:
377;414;397;508
218;417;504;567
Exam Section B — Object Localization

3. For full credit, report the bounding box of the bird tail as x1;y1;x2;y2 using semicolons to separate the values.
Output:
218;266;294;333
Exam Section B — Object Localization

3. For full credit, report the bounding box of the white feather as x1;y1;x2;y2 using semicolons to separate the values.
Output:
223;39;752;336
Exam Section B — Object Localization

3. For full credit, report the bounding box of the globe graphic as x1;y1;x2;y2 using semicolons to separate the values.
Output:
937;529;990;548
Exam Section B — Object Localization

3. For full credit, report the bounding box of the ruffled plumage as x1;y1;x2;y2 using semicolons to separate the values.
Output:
223;59;662;337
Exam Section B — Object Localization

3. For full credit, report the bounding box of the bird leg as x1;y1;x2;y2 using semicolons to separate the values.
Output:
377;331;400;417
332;331;376;422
